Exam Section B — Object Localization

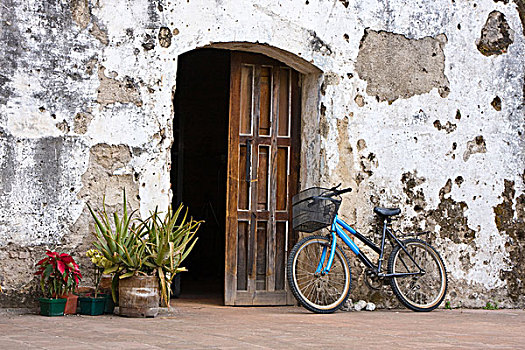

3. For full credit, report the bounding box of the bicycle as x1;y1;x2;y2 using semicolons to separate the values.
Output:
287;185;448;313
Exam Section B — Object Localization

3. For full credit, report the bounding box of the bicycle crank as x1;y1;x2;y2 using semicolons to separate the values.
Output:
364;268;386;290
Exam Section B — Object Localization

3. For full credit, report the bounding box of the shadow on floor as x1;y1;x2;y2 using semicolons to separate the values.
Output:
174;278;223;306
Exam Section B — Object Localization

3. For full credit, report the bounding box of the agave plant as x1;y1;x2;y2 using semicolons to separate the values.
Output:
143;205;200;307
86;190;146;302
87;190;201;306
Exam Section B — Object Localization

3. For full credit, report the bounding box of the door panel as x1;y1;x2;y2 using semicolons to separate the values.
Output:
257;145;270;210
239;66;253;135
225;52;300;305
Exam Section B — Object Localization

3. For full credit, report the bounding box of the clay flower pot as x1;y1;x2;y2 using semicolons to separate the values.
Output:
61;293;78;314
118;275;159;318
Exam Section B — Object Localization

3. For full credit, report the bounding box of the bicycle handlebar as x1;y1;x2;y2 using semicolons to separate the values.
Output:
322;185;353;198
336;187;353;195
329;183;342;191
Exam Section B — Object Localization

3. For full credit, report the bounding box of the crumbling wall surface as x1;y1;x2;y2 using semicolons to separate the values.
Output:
355;30;450;102
0;0;524;309
331;0;525;308
0;0;167;307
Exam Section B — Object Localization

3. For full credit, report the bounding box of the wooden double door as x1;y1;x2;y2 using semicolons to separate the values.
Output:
225;52;300;305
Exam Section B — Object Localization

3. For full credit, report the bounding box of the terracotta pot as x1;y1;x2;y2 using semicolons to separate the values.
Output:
99;275;113;292
60;293;78;314
118;275;159;318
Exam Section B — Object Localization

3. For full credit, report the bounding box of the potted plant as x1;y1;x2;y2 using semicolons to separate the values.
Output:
78;249;111;316
87;190;200;317
35;250;82;316
142;206;200;307
87;191;144;304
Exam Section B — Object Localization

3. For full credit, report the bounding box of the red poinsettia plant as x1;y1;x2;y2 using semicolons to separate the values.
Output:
35;250;82;298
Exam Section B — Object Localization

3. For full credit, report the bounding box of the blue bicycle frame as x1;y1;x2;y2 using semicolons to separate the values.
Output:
316;214;424;278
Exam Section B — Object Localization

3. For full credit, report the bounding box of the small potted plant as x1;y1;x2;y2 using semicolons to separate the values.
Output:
35;250;82;316
78;249;110;315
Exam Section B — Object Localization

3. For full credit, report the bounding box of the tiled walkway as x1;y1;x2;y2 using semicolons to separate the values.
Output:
1;296;523;349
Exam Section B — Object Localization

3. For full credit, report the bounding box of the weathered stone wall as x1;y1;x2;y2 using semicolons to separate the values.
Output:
0;0;523;309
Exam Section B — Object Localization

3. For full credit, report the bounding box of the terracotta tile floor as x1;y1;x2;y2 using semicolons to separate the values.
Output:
1;296;524;349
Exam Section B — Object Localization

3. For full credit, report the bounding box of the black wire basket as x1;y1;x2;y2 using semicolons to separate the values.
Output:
292;187;341;233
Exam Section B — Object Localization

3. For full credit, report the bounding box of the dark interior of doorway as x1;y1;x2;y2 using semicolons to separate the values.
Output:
171;49;230;302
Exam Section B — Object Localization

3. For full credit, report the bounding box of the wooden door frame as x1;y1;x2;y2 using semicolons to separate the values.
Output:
225;52;301;305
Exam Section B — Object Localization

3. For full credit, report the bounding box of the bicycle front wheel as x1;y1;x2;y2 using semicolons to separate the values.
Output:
388;238;448;311
287;235;351;313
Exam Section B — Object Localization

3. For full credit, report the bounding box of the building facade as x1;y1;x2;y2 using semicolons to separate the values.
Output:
0;0;524;308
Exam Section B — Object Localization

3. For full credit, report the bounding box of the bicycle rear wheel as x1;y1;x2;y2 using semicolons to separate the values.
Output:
287;235;351;313
388;238;447;311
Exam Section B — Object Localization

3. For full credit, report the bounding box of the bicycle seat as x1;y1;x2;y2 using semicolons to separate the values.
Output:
374;207;401;217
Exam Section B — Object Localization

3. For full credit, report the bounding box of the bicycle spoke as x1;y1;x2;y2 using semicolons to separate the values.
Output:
306;243;325;266
325;278;345;290
300;259;323;271
295;268;314;276
303;279;317;299
306;251;325;272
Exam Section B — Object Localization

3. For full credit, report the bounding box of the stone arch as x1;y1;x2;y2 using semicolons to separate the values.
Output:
202;42;322;74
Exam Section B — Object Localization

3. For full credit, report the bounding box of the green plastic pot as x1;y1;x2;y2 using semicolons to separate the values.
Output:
79;297;106;316
102;293;115;314
39;298;67;316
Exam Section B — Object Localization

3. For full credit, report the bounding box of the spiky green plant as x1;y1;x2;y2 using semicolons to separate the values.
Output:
87;191;201;306
143;205;200;307
87;190;144;302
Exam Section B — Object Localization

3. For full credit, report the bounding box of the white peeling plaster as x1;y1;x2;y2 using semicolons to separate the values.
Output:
3;70;63;139
0;0;524;305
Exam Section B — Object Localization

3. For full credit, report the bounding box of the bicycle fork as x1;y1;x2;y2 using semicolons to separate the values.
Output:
316;216;362;275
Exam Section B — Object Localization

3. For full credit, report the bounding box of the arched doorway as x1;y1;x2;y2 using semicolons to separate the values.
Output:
172;49;230;301
172;47;313;305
